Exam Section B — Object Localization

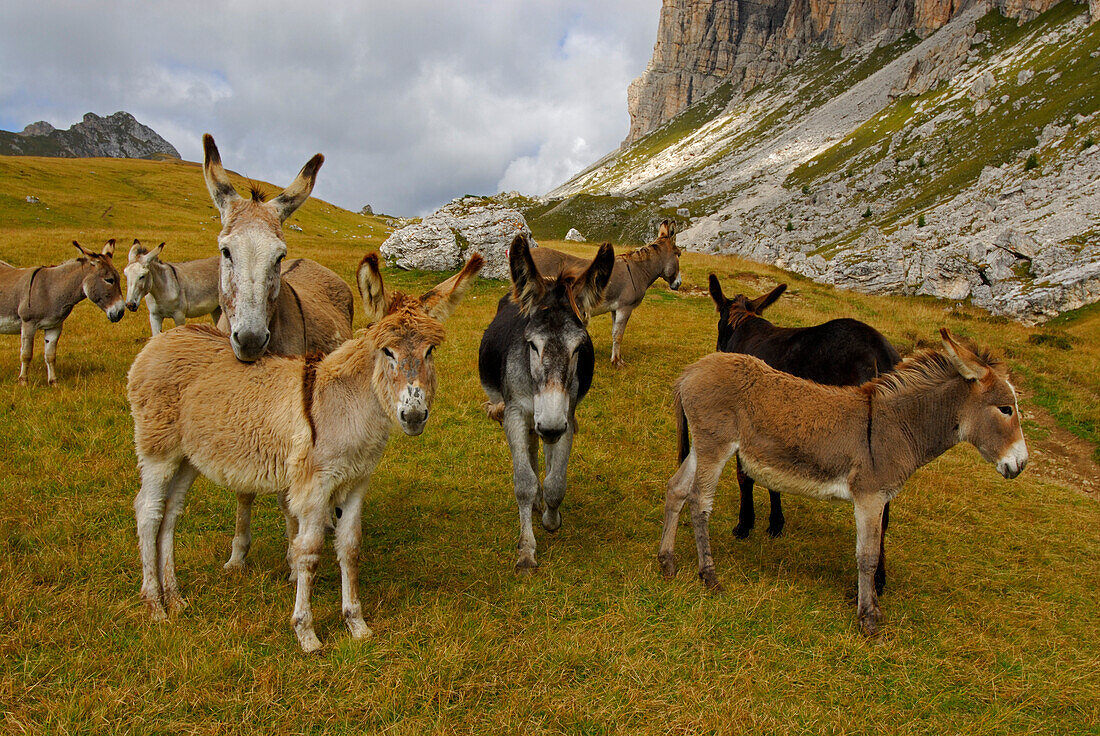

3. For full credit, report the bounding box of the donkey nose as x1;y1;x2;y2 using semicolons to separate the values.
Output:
535;422;566;444
231;329;270;361
398;408;429;436
126;301;139;311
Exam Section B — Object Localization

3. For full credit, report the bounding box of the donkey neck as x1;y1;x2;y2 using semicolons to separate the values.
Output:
147;260;180;302
38;260;91;314
868;377;970;490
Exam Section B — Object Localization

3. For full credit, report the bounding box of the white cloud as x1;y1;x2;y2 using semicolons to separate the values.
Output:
0;1;661;215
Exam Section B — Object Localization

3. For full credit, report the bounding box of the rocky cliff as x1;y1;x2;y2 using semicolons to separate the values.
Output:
0;112;180;159
539;1;1100;323
627;0;1073;144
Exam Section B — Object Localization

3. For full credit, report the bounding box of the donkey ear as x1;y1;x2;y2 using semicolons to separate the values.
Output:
420;253;484;322
574;242;615;316
101;239;116;259
658;220;670;239
510;233;544;313
203;134;241;219
750;284;786;313
940;328;988;381
357;253;391;324
73;240;94;259
269;153;324;222
708;273;728;311
144;242;166;263
128;239;147;263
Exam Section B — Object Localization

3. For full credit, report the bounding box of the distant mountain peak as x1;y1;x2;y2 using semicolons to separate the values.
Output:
1;111;180;160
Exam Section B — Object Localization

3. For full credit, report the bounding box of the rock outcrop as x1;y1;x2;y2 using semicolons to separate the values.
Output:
380;197;535;279
0;112;180;159
565;228;586;241
626;0;1063;143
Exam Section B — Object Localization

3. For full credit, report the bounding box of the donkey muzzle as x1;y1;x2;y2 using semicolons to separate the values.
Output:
126;300;139;312
107;302;125;323
997;440;1029;479
230;328;271;362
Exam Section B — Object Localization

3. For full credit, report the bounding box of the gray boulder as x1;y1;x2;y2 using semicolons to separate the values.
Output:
565;228;586;242
380;198;535;279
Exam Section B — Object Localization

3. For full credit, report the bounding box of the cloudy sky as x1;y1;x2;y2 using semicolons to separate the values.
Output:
0;1;660;216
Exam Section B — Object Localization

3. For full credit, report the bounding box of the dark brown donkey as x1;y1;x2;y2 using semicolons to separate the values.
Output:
0;240;125;384
709;276;901;592
531;220;681;367
659;329;1028;636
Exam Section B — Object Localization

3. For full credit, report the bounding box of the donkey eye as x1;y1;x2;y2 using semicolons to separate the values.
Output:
425;345;434;358
105;276;116;284
382;347;395;360
220;247;232;261
999;406;1014;416
276;253;285;265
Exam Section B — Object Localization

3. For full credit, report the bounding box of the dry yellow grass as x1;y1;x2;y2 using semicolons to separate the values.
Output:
0;156;1097;734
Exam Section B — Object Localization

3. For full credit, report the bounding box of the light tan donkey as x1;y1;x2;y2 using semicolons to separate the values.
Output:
129;253;483;652
123;240;221;334
531;220;681;367
0;240;125;385
659;329;1028;636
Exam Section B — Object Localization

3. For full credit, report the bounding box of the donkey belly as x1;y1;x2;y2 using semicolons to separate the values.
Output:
0;315;21;334
738;454;852;502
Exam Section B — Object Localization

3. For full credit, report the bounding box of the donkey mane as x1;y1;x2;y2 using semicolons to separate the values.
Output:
511;270;588;321
248;183;268;203
867;344;1004;399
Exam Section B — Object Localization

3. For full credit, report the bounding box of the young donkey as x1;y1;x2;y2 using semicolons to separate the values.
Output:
129;253;483;652
124;239;221;333
0;240;124;384
709;276;901;593
479;234;614;571
531;220;681;367
659;329;1028;636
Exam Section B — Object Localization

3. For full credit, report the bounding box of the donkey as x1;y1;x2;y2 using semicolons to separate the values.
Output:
709;276;901;592
202;133;354;362
0;240;124;385
124;240;221;334
479;234;614;572
658;329;1028;636
129;252;483;652
531;220;681;367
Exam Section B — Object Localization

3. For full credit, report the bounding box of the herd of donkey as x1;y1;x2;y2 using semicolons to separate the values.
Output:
0;135;1029;652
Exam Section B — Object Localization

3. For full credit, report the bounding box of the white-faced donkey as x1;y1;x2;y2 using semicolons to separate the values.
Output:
123;239;221;334
479;234;614;572
129;252;483;652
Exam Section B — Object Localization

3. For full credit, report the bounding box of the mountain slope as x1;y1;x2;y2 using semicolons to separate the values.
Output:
0;112;180;160
542;1;1100;323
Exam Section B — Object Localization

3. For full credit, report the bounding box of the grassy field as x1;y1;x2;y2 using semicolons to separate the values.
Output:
1;156;1098;734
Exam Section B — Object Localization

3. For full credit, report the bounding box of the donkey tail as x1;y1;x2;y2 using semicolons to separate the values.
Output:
674;388;690;465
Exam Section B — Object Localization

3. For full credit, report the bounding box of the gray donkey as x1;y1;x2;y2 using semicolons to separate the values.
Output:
124;240;221;334
479;234;614;572
0;240;125;384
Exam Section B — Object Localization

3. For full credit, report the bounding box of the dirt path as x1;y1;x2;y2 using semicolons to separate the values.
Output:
1021;395;1099;501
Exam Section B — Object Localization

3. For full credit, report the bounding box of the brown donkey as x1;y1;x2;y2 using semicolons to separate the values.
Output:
130;253;482;652
659;329;1028;636
531;220;681;366
0;240;124;384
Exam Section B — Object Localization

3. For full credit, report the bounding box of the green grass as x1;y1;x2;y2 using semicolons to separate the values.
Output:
1;156;1099;733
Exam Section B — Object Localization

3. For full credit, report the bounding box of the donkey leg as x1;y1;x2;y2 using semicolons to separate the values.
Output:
609;308;632;368
658;447;697;579
158;461;198;613
149;312;164;335
766;490;785;538
173;311;187;329
733;462;755;539
541;424;574;533
279;492;300;583
134;457;180;620
290;511;327;653
853;495;887;636
690;450;731;591
224;492;255;571
527;426;543;516
505;411;540;572
334;484;372;640
18;322;34;384
875;502;890;595
42;327;62;386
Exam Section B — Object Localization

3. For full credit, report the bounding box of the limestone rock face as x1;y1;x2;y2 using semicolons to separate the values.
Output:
380;197;536;280
0;111;180;159
1091;0;1099;23
565;228;586;241
626;0;1063;143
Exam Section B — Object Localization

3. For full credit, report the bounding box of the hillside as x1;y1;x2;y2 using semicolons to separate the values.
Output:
539;1;1100;324
1;154;1099;731
0;111;180;160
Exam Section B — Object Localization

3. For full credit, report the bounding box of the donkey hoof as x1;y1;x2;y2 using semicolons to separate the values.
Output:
858;609;882;637
296;630;323;654
541;508;561;532
611;356;626;369
733;522;753;539
143;597;168;621
699;567;723;591
223;559;246;573
766;523;785;539
514;556;538;575
165;592;188;614
346;617;373;641
657;552;677;580
17;377;28;387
